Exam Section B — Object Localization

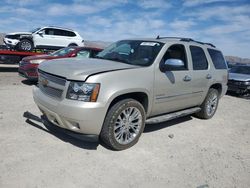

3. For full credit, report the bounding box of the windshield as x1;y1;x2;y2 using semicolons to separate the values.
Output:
96;40;164;66
229;66;250;75
30;27;41;33
50;47;76;57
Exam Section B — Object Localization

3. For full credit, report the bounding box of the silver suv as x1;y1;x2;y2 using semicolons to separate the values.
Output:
33;37;228;150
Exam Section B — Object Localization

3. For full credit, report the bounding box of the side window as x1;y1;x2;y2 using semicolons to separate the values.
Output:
77;50;90;58
92;50;100;57
208;49;227;69
67;31;76;37
190;46;208;70
54;29;65;36
161;44;188;70
44;29;54;35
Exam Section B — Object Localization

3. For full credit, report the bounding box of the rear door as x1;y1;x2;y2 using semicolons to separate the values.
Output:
188;45;212;104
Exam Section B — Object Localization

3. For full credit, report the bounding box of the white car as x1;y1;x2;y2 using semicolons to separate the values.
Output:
4;26;84;51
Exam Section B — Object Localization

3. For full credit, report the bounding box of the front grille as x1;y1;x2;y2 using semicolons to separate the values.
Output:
38;70;66;99
228;80;243;86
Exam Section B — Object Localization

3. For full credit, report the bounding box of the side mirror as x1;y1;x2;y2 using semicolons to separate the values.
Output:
37;31;43;36
160;59;185;72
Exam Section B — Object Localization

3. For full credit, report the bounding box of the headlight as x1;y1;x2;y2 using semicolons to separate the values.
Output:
66;82;100;102
244;81;250;85
30;59;46;64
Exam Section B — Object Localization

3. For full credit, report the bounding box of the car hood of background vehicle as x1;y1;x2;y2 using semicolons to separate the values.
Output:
229;73;250;82
23;54;53;61
38;58;139;81
7;32;32;36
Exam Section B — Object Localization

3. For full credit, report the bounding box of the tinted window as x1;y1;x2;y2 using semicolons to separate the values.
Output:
54;29;64;36
92;50;100;57
44;29;54;35
96;40;164;66
229;66;250;75
77;50;90;58
190;46;208;70
161;44;188;70
67;31;76;37
50;47;75;57
208;49;227;69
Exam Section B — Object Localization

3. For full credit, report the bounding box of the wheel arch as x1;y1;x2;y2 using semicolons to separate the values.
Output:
68;43;78;47
107;92;149;115
209;83;222;97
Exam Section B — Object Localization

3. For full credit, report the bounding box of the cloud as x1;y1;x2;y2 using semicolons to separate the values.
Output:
47;1;128;16
182;0;236;7
3;0;42;6
169;19;196;30
137;0;172;9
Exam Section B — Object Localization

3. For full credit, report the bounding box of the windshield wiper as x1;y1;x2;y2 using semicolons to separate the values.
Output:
105;57;130;64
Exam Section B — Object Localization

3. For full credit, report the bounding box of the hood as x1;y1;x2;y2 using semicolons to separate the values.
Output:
38;58;139;81
229;73;250;82
23;54;52;61
7;32;32;35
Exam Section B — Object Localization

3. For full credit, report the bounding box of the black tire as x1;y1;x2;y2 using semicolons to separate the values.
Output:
18;39;33;51
100;99;146;151
195;88;219;119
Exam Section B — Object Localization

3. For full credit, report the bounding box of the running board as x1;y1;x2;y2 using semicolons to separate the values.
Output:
146;107;201;124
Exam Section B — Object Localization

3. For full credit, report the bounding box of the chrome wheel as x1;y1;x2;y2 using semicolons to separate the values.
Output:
206;93;218;116
113;107;142;145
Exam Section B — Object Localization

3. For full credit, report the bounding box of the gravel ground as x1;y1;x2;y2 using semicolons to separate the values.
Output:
0;67;250;188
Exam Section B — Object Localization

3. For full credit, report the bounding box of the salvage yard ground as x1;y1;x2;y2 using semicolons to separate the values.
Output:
0;66;249;188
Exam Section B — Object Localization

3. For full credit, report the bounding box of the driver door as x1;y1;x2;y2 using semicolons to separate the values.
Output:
151;44;198;116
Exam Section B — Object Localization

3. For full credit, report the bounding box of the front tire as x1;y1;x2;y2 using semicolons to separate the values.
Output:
18;39;33;51
195;88;219;119
100;99;146;150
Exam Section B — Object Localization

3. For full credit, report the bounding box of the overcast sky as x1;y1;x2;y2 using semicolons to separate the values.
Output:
0;0;249;58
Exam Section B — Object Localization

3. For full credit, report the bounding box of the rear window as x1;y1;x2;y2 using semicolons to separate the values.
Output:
190;46;208;70
208;49;227;69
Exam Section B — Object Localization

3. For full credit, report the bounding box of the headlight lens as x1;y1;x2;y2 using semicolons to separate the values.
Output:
30;59;45;64
66;82;100;102
244;81;250;85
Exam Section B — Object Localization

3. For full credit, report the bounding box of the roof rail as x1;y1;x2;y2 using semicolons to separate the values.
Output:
156;36;193;41
156;35;216;48
47;26;73;31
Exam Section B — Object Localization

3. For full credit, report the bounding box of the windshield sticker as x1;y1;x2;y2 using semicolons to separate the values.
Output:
140;42;160;46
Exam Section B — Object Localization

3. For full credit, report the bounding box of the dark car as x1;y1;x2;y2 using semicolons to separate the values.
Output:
18;46;103;81
228;64;250;95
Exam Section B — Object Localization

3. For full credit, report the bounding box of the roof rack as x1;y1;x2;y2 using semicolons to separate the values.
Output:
47;26;73;31
156;35;216;48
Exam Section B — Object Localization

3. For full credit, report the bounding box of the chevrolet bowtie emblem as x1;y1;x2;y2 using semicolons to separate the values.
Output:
41;78;49;87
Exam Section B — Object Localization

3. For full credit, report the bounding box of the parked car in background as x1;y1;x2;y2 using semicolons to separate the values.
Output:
4;26;84;51
18;46;103;81
228;64;250;95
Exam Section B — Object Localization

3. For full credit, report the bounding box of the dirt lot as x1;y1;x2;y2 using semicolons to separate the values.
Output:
0;67;249;188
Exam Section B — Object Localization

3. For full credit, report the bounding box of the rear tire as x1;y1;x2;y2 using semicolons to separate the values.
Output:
195;88;219;119
100;99;145;150
18;39;33;51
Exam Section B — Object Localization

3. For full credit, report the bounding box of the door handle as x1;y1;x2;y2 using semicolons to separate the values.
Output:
206;74;212;79
183;75;191;82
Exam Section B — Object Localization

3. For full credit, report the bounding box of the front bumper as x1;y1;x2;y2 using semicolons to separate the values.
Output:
227;80;250;94
18;62;38;81
3;38;19;47
33;86;107;136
